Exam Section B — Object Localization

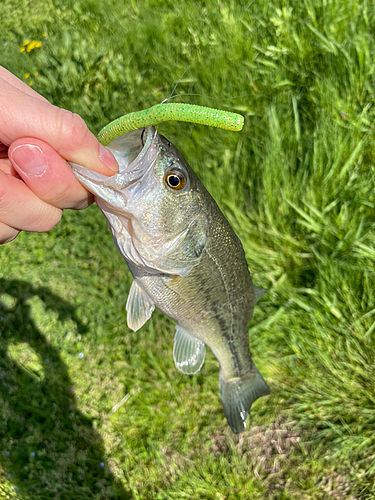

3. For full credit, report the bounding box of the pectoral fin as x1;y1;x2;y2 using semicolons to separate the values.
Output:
126;281;155;331
173;326;206;374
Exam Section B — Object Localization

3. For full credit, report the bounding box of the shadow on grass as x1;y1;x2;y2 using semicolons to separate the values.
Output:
0;279;131;500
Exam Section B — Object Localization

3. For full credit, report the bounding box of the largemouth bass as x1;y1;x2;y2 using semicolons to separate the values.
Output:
70;127;270;433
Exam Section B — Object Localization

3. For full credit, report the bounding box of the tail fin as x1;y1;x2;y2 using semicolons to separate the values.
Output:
219;364;270;434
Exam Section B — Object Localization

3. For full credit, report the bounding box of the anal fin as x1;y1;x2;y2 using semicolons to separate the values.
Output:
173;325;206;375
126;281;155;331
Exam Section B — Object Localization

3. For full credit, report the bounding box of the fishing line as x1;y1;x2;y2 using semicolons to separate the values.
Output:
162;65;191;104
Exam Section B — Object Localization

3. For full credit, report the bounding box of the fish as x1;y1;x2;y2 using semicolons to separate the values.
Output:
70;126;270;433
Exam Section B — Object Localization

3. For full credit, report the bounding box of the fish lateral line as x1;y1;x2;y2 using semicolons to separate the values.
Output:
97;103;244;146
70;125;270;434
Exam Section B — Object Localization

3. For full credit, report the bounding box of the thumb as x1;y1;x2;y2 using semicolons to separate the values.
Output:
9;138;94;210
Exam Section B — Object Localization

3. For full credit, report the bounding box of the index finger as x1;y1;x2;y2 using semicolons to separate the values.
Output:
0;66;48;102
0;78;118;175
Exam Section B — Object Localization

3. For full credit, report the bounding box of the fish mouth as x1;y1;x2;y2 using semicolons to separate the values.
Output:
69;126;161;207
137;126;158;158
104;126;159;186
70;127;158;196
140;128;147;147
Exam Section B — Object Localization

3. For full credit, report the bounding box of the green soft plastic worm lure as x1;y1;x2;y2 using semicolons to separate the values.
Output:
97;103;244;145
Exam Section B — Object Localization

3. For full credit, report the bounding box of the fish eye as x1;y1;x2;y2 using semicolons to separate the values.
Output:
164;170;186;191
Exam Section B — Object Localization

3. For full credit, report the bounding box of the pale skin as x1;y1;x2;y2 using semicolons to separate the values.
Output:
0;66;119;244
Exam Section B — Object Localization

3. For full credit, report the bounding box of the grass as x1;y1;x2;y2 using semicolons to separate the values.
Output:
1;0;375;498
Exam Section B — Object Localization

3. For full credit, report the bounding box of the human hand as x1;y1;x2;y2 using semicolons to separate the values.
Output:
0;66;118;244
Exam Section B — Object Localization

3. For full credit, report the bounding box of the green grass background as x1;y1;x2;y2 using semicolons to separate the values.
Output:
1;0;375;498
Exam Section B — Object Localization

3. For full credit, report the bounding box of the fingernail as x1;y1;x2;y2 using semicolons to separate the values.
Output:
10;144;47;177
99;144;118;172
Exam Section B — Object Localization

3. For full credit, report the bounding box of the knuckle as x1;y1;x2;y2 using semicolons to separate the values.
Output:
0;180;12;213
55;183;74;206
41;178;92;209
1;233;19;244
54;108;91;152
42;178;72;204
0;227;19;245
74;195;93;210
34;208;62;233
43;209;62;231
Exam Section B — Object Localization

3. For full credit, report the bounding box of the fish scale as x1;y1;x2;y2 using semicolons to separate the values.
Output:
70;126;269;434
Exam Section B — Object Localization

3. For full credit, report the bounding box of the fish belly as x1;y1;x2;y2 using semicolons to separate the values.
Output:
135;245;255;381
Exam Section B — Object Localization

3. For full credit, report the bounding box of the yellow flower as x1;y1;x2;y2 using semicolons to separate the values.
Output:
24;41;42;52
34;72;38;77
42;33;47;37
20;47;25;52
104;57;110;63
28;80;34;86
24;73;30;79
22;40;30;47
